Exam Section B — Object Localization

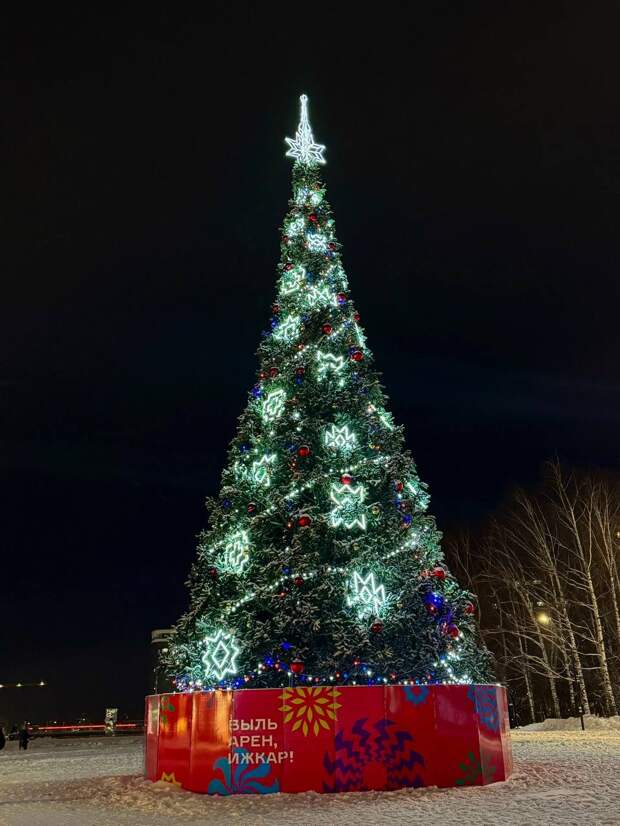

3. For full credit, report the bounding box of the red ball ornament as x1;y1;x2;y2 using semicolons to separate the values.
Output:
293;576;304;587
269;367;279;378
353;658;361;667
336;292;347;305
308;213;318;223
351;350;363;362
353;311;361;322
247;502;257;514
322;323;333;335
371;620;384;634
394;480;404;492
208;566;218;579
426;603;437;615
272;303;280;315
278;591;288;600
464;601;476;615
298;515;312;528
449;625;460;638
432;566;446;580
295;366;305;376
290;659;305;674
259;370;268;380
340;474;353;485
297;343;305;351
328;242;337;251
284;262;293;271
297;445;311;458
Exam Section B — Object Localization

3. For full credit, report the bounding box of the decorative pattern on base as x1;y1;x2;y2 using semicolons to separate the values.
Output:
144;684;512;794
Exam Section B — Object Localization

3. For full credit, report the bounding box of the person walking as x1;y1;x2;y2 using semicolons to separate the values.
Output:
18;724;30;751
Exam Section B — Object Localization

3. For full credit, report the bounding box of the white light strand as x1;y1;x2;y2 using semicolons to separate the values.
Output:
285;94;326;166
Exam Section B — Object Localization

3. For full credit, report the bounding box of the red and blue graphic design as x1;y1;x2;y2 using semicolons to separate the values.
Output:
145;684;512;794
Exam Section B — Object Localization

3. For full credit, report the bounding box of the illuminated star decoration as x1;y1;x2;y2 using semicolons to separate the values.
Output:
347;571;386;619
285;94;326;165
202;629;241;681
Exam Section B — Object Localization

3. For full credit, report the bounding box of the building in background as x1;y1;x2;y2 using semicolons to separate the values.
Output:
150;629;175;695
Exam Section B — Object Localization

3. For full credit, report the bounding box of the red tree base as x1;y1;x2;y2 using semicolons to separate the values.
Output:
145;684;512;794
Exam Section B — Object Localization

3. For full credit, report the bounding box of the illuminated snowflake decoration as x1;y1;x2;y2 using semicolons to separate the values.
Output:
262;389;286;422
295;185;324;207
249;454;276;487
316;351;346;380
280;266;305;295
305;284;334;308
220;530;251;574
285;216;306;236
273;315;301;343
324;424;357;453
202;629;241;681
305;232;328;253
347;571;386;619
329;482;367;530
285;94;326;165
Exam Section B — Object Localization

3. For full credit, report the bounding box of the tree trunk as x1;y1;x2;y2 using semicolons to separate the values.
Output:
516;631;536;723
585;568;617;716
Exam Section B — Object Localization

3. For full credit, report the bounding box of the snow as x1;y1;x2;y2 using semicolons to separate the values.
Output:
519;714;620;732
1;730;620;825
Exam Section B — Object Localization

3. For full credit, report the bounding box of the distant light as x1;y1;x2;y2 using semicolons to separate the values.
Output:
0;684;3;689
39;681;46;686
536;611;551;625
16;683;22;687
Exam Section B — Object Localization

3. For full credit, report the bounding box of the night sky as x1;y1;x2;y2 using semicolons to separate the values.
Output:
4;4;620;722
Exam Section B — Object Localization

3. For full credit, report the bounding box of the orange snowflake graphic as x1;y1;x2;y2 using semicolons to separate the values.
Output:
279;686;341;736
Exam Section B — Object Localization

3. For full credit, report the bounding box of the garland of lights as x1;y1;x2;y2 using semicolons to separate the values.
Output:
166;94;490;693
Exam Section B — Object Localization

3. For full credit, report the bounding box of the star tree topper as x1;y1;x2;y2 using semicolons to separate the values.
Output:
285;94;326;165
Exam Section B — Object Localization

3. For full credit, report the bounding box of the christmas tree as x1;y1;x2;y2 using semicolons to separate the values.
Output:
166;95;490;690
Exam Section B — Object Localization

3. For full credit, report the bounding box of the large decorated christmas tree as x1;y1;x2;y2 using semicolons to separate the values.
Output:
166;95;490;691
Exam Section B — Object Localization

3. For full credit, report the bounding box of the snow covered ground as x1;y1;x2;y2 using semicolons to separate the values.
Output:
0;728;619;825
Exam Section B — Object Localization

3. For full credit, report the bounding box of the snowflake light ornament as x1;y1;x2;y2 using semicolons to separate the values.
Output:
285;94;326;165
347;571;386;619
202;629;241;681
329;482;367;530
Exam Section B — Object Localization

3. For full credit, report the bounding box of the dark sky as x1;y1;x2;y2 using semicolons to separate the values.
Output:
3;4;620;721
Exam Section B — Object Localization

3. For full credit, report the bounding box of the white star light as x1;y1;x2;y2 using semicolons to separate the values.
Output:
202;629;240;681
347;571;386;619
285;94;326;165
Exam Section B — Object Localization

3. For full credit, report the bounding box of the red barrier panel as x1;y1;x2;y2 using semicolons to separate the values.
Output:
144;684;512;794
